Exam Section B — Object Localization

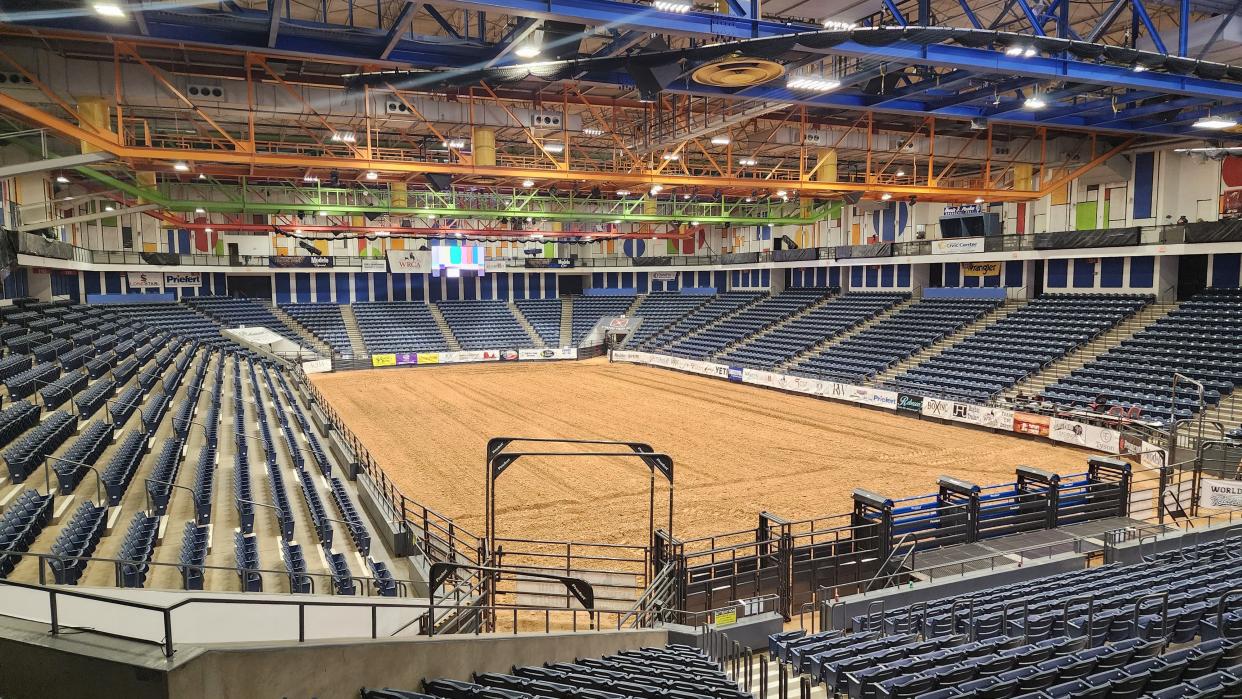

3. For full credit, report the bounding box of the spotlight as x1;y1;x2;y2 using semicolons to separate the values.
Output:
787;76;841;92
1024;96;1047;110
821;19;857;29
662;152;680;161
522;179;535;187
583;127;605;136
55;175;69;184
331;132;357;143
653;0;692;11
104;205;115;212
197;173;207;180
738;157;758;166
974;196;985;204
515;44;541;59
93;2;126;18
895;169;905;177
1194;114;1238;129
364;171;379;180
616;189;631;196
775;189;787;197
881;193;893;200
745;196;753;202
173;162;189;172
194;207;206;214
303;175;319;183
683;193;692;200
710;135;731;145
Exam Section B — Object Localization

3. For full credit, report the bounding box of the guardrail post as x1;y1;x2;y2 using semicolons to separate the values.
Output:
49;589;58;637
163;609;173;658
759;653;768;699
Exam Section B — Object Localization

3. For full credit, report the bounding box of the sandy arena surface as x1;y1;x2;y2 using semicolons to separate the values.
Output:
311;359;1090;547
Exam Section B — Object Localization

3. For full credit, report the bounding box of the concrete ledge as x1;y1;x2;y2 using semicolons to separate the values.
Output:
328;431;358;479
309;403;331;438
1108;519;1242;564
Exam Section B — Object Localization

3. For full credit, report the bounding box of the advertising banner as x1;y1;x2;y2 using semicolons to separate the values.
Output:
360;258;387;272
371;354;396;367
897;393;924;414
1199;478;1242;509
387;250;431;272
921;397;956;419
931;238;986;255
416;352;441;365
1049;418;1121;453
1140;441;1167;471
162;271;202;287
270;255;333;268
126;272;162;289
961;261;1002;277
395;353;418;365
302;359;332;374
1013;412;1051;437
727;367;744;383
519;348;578;360
500;349;519;361
651;271;677;282
482;350;501;361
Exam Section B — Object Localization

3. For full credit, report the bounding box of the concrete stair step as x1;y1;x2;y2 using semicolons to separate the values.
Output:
428;303;462;351
510;302;546;348
560;298;573;346
340;305;368;357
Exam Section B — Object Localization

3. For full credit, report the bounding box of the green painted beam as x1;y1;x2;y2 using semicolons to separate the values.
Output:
76;167;836;226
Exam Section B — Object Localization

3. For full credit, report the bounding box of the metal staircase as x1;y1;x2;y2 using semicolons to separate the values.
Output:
428;303;462;351
509;302;546;348
340;305;368;356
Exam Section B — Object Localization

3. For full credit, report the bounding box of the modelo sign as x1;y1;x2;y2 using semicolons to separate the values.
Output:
163;272;202;288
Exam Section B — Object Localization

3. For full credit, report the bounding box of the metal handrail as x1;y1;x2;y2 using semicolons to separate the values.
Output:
863;532;915;592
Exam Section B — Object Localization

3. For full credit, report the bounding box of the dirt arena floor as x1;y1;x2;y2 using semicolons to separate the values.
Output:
311;359;1091;546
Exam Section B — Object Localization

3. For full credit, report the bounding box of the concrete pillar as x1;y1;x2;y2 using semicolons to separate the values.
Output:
1013;163;1033;191
815;149;837;182
76;97;110;153
1156;255;1179;303
472;128;496;167
390;184;408;208
909;263;929;296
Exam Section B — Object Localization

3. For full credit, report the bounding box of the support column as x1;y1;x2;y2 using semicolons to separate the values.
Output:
75;97;111;154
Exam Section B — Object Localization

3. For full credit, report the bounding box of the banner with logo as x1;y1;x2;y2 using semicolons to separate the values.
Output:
652;271;677;282
921;397;956;420
897;394;924;414
519;348;578;360
270;255;333;269
1050;418;1121;453
387;250;431;273
481;350;500;361
727;367;744;383
1141;442;1167;471
371;354;396;367
1200;478;1242;509
360;258;387;272
127;272;162;289
416;352;440;365
960;261;1002;277
1013;412;1051;436
395;353;418;365
162;271;202;288
931;238;985;255
500;349;519;361
302;359;332;374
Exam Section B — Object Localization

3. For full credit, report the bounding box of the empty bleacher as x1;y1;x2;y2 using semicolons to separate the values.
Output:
281;304;353;355
664;287;833;359
354;301;452;353
625;292;711;347
514;299;561;347
889;294;1150;402
436;300;535;349
570;295;636;345
637;291;764;350
789;296;1001;383
1041;288;1242;424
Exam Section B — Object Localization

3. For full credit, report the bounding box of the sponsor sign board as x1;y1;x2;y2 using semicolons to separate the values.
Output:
960;261;1002;277
896;393;923;414
395;353;418;365
714;608;737;628
1199;478;1242;509
728;367;744;383
482;350;501;361
1050;418;1121;453
652;271;677;281
387;250;430;272
500;349;519;361
270;255;333;268
301;359;332;374
943;204;982;215
931;237;986;255
162;272;202;288
416;352;440;365
360;258;387;272
371;354;396;367
126;272;162;289
1013;412;1051;437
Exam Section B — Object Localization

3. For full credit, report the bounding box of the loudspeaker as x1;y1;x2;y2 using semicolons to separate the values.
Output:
842;192;862;205
424;173;453;192
542;21;587;61
629;60;681;101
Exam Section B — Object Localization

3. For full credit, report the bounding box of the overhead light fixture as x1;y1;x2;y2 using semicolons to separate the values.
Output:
975;197;985;204
1194;114;1238;129
1024;95;1047;110
690;220;699;226
710;135;731;145
318;210;328;217
1132;65;1147;73
786;76;841;92
1005;45;1034;57
375;231;390;237
662;152;680;161
331;132;356;143
173;162;189;172
522;179;535;187
895;169;905;177
442;138;467;149
880;193;893;201
364;171;378;180
738;157;758;166
744;196;753;202
194;207;205;214
55;175;69;184
775;189;787;197
583;127;605;136
197;173;207;180
204;227;213;233
611;219;622;224
428;214;437;220
650;184;664;193
821;19;857;29
104;205;115;212
682;193;692;200
543;141;565;154
303;175;319;183
616;189;631;196
515;44;541;59
653;0;693;12
93;2;126;18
